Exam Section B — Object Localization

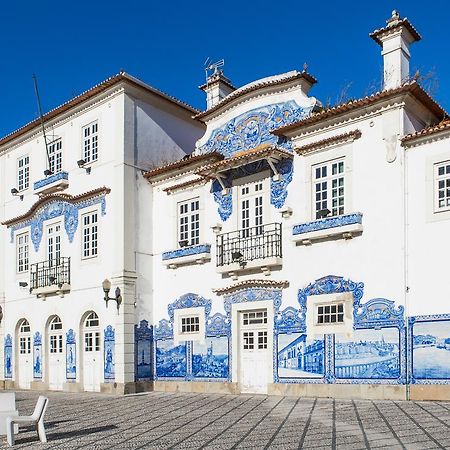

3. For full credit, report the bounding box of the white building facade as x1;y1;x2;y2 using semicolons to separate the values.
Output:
144;12;450;401
2;12;450;401
0;73;204;393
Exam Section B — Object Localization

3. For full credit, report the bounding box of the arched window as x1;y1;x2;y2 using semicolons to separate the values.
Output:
83;312;100;352
49;316;63;354
18;319;31;354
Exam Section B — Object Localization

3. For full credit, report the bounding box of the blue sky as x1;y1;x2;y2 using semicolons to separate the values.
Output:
1;1;449;137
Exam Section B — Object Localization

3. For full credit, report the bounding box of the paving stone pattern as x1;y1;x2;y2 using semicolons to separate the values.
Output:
2;391;450;449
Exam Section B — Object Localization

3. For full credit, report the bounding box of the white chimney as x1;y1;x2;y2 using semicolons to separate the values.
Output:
370;10;421;90
200;68;235;109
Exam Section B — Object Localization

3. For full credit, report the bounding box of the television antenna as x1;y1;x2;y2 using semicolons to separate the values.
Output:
204;58;225;82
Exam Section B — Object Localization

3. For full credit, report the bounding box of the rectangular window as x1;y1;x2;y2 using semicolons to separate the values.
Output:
47;223;61;266
178;198;200;247
435;161;450;211
181;316;200;334
48;139;63;174
243;331;254;350
317;303;344;324
257;331;268;349
17;155;30;191
49;335;63;353
313;159;345;219
82;211;99;259
84;331;100;352
83;121;99;163
242;310;267;326
17;233;29;273
240;181;264;237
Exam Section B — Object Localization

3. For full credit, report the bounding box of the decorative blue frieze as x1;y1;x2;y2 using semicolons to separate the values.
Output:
154;319;173;340
292;213;363;236
66;329;76;381
275;306;304;334
271;158;293;209
223;288;283;318
408;315;450;385
4;334;12;379
206;313;231;337
162;244;211;261
33;171;69;191
33;332;42;379
354;298;405;329
135;320;153;381
168;293;212;323
297;276;365;332
212;177;233;222
104;325;115;381
10;195;107;252
198;101;313;157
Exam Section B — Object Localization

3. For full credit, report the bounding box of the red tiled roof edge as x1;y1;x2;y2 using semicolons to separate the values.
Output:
0;72;199;149
163;177;207;193
401;120;450;146
144;152;224;180
214;279;290;296
194;71;317;120
2;187;111;226
370;18;421;46
272;82;447;135
295;130;362;155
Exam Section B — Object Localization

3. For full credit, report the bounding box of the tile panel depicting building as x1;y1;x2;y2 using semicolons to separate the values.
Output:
1;11;450;401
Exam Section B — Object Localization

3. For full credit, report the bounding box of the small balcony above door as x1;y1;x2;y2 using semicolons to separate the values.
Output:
30;257;71;298
216;223;282;278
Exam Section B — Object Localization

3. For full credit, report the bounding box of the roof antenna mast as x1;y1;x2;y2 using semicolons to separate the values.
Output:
32;74;52;176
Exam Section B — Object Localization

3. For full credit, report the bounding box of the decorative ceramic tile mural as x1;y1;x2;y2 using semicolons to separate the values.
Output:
277;333;325;378
4;335;12;379
335;328;400;379
33;332;42;379
66;329;76;380
410;318;450;381
155;340;187;378
104;326;115;381
192;337;229;379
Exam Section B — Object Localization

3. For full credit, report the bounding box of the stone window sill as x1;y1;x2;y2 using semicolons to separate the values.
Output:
292;212;363;245
162;244;211;269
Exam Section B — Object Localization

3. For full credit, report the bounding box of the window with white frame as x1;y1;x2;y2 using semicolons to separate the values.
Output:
82;211;98;259
17;232;29;273
19;320;31;354
84;312;100;352
435;161;450;211
82;121;99;163
17;155;29;191
48;139;63;174
47;223;62;266
180;316;200;334
317;303;344;324
313;159;345;219
178;198;200;247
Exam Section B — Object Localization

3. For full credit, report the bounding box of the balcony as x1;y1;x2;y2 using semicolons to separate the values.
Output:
216;223;282;277
33;171;69;195
162;244;211;269
30;257;71;298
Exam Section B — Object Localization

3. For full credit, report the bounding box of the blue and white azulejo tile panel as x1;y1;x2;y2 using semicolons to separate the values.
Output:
192;336;229;379
409;316;450;383
334;327;400;380
277;333;325;380
155;339;187;378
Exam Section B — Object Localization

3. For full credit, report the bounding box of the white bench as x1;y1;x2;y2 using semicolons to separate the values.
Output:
0;393;18;435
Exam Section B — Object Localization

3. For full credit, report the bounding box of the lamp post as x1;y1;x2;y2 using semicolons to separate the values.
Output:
102;279;122;313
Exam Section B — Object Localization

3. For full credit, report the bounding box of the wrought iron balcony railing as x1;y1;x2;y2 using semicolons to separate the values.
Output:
216;223;282;267
30;257;71;291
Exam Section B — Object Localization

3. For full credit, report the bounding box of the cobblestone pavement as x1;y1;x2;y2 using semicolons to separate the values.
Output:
2;391;450;449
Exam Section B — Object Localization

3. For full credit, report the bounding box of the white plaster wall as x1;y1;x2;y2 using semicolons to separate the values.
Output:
405;136;450;316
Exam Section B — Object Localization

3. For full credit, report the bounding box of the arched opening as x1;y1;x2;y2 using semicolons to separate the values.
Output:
46;315;64;390
81;311;101;392
16;319;32;389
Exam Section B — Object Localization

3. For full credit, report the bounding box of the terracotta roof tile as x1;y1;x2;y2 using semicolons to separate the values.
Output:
273;82;447;135
0;72;198;150
144;152;223;180
401;120;450;145
370;16;421;46
2;187;111;226
194;70;317;120
163;177;207;193
295;130;362;155
195;145;292;177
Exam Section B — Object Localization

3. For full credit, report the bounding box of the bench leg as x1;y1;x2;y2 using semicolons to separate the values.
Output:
37;420;47;443
6;419;15;446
